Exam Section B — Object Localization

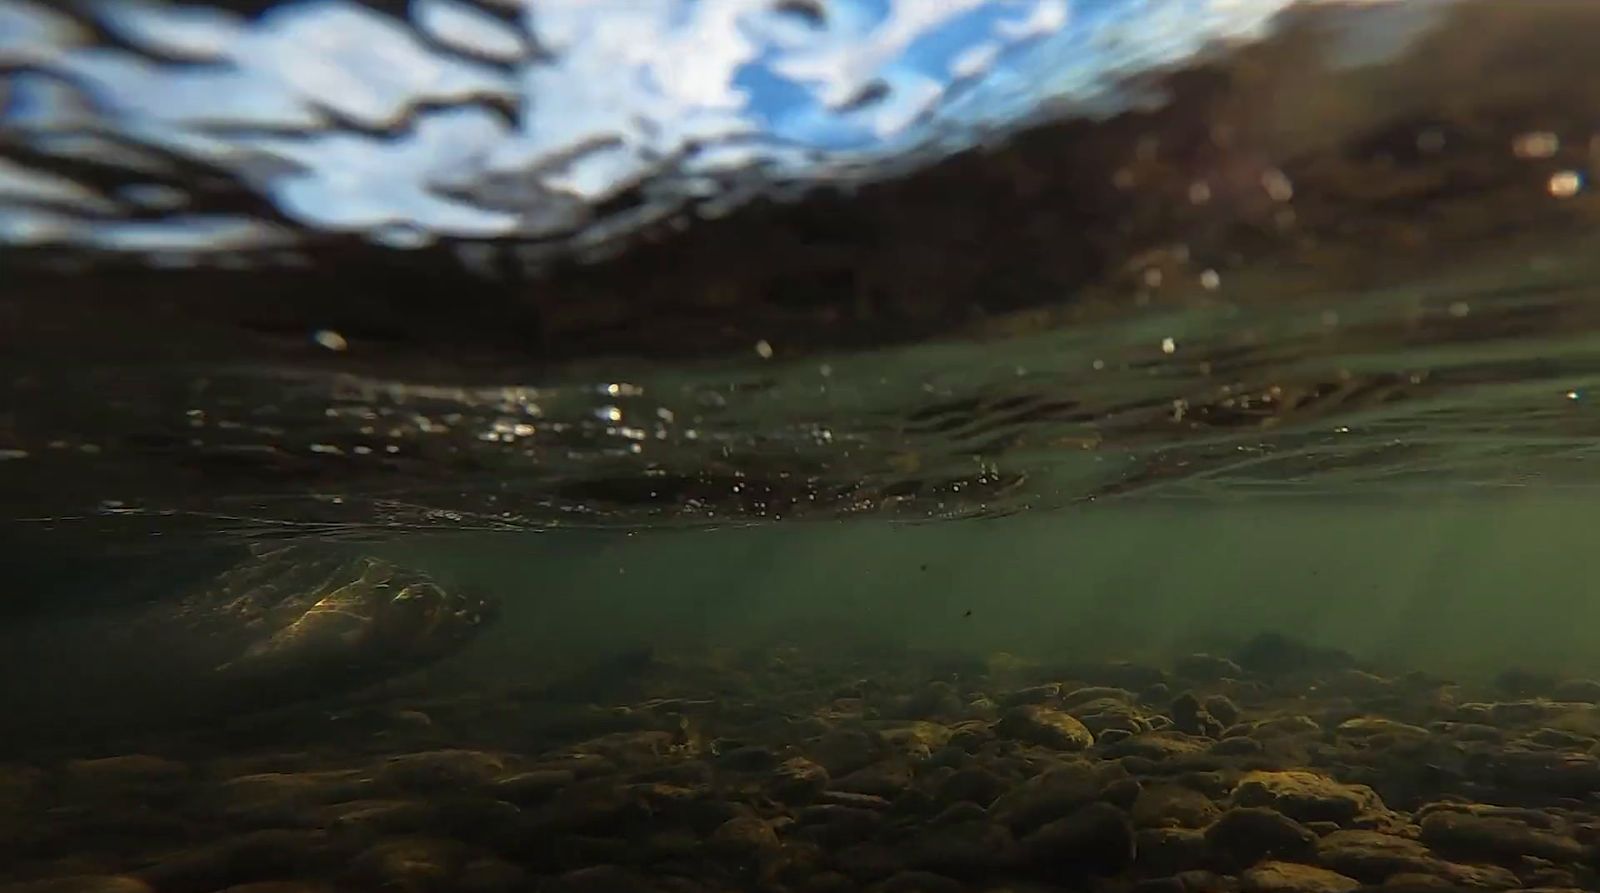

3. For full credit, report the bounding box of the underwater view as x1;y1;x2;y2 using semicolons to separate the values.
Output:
9;0;1600;891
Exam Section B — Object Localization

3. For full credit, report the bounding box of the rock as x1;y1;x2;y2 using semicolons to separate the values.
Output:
548;865;658;893
1136;827;1208;874
1132;878;1187;893
1105;732;1207;761
832;763;913;798
1170;693;1224;738
990;762;1102;832
811;730;884;776
63;756;187;797
379;750;506;794
1240;862;1359;893
1060;686;1137;708
531;755;617;778
322;799;437;842
1175;654;1244;682
1205;808;1317;870
1018;801;1137;875
213;771;372;825
1250;716;1323;738
1100;777;1143;810
1203;695;1242;726
935;767;1007;807
1317;831;1518;888
0;878;153;893
717;745;779;771
772;757;830;804
998;706;1094;750
137;830;337;893
834;843;906;879
818;791;893;810
797;805;886;846
1212;737;1263;757
457;858;528;893
874;870;963;893
1132;784;1222;829
1001;684;1061;706
493;769;574;804
709;815;781;858
1334;718;1430;742
1418;809;1584;863
1231;771;1385;825
908;820;1021;877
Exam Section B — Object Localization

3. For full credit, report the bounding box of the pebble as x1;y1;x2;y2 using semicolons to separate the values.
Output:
1131;784;1222;829
379;750;507;793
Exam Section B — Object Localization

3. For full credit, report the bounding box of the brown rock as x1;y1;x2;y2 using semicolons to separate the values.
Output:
379;750;506;793
908;820;1021;877
998;706;1094;750
832;763;913;798
1231;771;1385;825
772;757;830;804
990;762;1102;832
493;769;574;804
1136;827;1208;874
1132;784;1222;829
1240;862;1359;893
1018;802;1136;875
1205;808;1317;870
935;766;1007;807
0;878;153;893
1418;809;1584;863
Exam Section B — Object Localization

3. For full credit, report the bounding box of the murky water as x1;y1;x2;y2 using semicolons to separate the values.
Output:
8;1;1600;891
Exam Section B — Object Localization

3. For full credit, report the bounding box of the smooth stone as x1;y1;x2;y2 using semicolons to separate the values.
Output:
1317;831;1518;888
811;730;885;776
1205;807;1317;870
457;858;528;893
0;878;153;893
1018;801;1136;875
379;751;506;793
832;763;913;798
1249;716;1323;738
990;763;1102;832
997;706;1093;751
1203;695;1242;726
548;865;658;893
493;769;575;804
1418;809;1584;863
64;756;187;793
213;771;372;824
1100;777;1143;810
136;830;336;893
1212;736;1263;756
874;870;963;893
708;816;781;857
1132;784;1222;829
1000;684;1061;707
834;843;906;879
908;820;1021;877
1060;686;1137;708
1240;861;1359;893
716;745;779;772
1135;827;1208;874
935;767;1007;808
1231;771;1385;825
1170;692;1224;738
321;799;436;841
771;757;830;804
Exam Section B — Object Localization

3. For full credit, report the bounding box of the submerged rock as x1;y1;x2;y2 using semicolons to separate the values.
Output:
997;705;1094;750
1240;861;1360;893
1018;801;1137;875
1231;771;1385;825
1205;807;1317;870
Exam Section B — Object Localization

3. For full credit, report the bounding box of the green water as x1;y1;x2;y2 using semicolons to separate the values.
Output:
397;492;1600;688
